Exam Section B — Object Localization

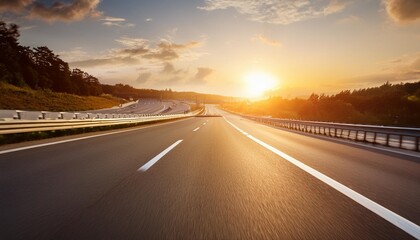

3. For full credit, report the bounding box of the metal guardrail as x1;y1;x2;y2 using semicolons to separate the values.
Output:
241;115;420;152
0;109;179;121
0;109;202;135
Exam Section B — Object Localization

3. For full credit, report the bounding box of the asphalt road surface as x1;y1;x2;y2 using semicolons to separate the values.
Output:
88;99;191;115
0;105;419;239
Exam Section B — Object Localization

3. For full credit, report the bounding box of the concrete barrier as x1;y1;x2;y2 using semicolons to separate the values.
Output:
59;112;76;120
0;110;17;120
41;111;61;120
17;111;42;120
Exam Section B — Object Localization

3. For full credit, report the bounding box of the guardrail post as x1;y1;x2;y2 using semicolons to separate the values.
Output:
16;110;22;120
416;137;419;152
386;134;390;147
363;131;367;142
373;132;377;144
399;135;403;148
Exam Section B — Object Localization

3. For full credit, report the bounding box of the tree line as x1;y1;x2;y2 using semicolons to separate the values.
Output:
0;21;103;96
222;82;420;127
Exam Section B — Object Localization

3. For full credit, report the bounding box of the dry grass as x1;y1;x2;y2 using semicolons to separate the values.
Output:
0;82;123;111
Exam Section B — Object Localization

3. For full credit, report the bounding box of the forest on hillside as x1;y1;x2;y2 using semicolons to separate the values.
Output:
0;21;103;96
222;82;420;127
0;21;229;103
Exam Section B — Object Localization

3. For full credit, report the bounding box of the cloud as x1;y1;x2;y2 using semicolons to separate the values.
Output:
133;63;213;87
116;37;149;47
136;72;152;84
143;48;179;61
254;34;281;47
199;0;347;25
101;16;125;22
385;0;420;23
101;16;135;27
113;38;199;61
70;57;138;68
0;0;32;12
324;0;347;15
149;40;201;61
133;64;187;87
283;53;420;94
346;53;420;86
118;47;149;56
69;37;202;68
29;0;102;22
103;22;135;27
337;15;361;24
411;56;420;69
193;67;214;83
20;25;37;31
161;62;183;74
146;18;152;22
58;47;89;62
387;52;420;73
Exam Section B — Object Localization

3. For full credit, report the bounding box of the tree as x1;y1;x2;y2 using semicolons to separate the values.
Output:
0;21;24;86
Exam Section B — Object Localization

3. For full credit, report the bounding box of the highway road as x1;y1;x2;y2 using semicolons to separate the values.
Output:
88;99;191;115
0;105;419;239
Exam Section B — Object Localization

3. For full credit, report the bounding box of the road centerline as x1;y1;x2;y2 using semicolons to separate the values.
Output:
223;117;420;239
138;140;183;172
193;127;200;132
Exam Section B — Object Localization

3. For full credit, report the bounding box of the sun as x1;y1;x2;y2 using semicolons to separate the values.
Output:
244;71;277;97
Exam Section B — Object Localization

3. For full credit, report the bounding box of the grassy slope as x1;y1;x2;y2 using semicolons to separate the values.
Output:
0;82;123;111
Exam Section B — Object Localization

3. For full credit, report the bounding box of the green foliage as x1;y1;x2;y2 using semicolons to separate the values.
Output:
222;82;420;127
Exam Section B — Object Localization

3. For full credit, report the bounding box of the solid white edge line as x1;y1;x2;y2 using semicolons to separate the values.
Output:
0;118;192;155
224;118;420;239
193;127;200;132
138;139;183;172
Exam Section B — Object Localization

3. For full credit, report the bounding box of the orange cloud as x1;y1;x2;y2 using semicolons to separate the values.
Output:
199;0;347;25
0;0;32;12
255;34;281;47
29;0;102;22
385;0;420;23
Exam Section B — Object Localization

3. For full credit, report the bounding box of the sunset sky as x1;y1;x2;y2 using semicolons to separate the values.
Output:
1;0;419;97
